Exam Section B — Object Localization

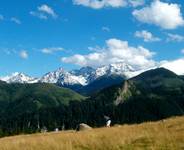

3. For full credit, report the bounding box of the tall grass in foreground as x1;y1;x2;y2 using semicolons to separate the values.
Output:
0;116;183;150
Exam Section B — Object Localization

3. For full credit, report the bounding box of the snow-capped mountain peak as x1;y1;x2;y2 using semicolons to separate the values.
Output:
95;62;135;78
71;66;95;76
39;67;67;83
0;72;38;83
39;67;87;86
0;62;150;85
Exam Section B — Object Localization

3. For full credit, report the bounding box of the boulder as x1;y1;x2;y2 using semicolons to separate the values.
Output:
76;123;92;131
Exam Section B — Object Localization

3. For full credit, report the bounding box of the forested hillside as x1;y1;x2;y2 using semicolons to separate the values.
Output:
0;83;84;136
0;68;183;137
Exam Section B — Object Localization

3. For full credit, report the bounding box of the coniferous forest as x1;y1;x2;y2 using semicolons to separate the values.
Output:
0;68;184;137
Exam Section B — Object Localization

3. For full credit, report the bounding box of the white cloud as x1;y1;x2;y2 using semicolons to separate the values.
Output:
181;49;184;54
166;33;184;42
19;50;28;59
133;0;184;29
160;59;184;75
102;26;110;32
38;4;57;18
135;30;161;42
61;38;156;70
128;0;145;7
73;0;127;9
73;0;145;9
88;46;105;52
30;11;48;20
0;15;4;20
41;47;64;54
11;17;21;24
30;4;57;19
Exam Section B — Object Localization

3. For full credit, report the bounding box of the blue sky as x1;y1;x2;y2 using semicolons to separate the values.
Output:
0;0;184;77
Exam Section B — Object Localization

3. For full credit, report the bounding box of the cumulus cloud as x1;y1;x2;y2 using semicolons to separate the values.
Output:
30;11;48;20
30;4;57;20
128;0;145;7
61;38;156;70
133;0;184;29
38;4;57;18
181;49;184;54
102;26;110;32
41;47;64;54
160;59;184;75
73;0;128;9
19;50;28;59
166;33;184;42
73;0;145;9
11;17;21;24
88;46;105;52
135;30;161;42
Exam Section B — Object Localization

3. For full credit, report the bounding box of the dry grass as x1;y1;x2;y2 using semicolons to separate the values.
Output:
0;116;184;150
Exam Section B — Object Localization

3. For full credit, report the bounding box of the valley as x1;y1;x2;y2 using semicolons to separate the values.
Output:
0;116;183;150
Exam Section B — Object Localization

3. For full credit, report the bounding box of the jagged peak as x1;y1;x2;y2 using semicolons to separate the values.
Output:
0;72;38;84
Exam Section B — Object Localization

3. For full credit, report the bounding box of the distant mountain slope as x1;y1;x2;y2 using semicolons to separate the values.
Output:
93;68;184;104
128;68;184;97
0;82;85;136
90;68;184;123
180;75;184;80
57;74;125;96
78;74;125;95
0;83;85;112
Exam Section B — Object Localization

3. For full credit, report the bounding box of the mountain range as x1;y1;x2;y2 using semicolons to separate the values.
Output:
0;63;139;85
1;62;183;95
89;67;184;123
0;67;183;137
0;63;145;95
2;62;183;85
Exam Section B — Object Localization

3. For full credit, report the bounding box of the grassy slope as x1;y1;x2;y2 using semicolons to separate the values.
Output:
0;116;183;150
0;83;85;106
